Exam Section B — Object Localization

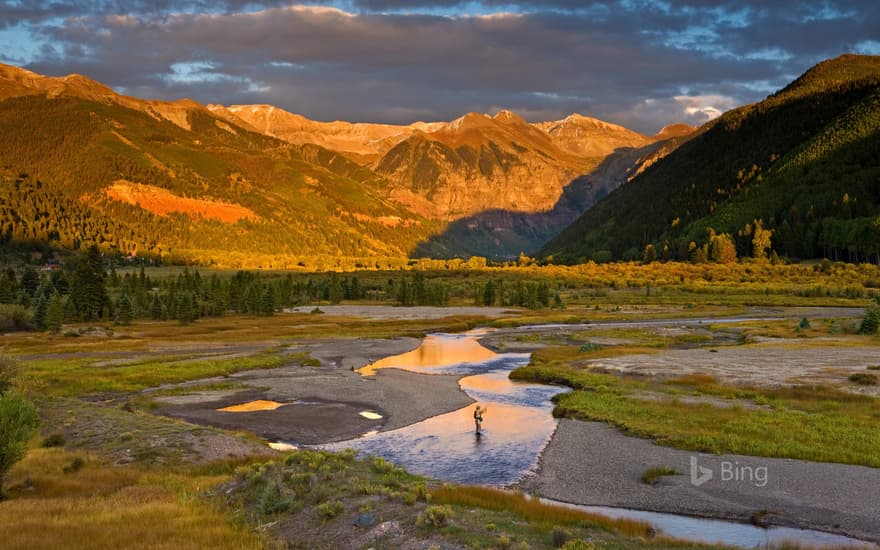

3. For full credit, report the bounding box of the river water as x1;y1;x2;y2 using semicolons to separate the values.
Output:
321;329;876;549
325;330;565;485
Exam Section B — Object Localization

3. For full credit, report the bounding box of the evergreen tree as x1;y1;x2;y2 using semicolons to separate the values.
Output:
31;282;50;330
859;304;880;334
482;280;496;306
176;291;195;325
115;293;133;325
67;245;108;320
260;287;275;316
45;292;64;333
149;293;163;320
328;274;344;304
19;267;39;297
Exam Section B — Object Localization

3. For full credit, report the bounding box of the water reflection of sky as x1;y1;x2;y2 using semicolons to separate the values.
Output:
324;331;567;486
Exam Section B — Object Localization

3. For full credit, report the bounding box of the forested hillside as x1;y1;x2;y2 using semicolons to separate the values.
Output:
0;68;441;267
543;54;880;264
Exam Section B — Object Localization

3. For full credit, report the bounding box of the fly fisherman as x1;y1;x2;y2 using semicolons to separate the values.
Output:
474;404;487;434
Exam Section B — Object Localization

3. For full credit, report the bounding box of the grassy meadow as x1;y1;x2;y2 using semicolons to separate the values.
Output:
1;262;878;548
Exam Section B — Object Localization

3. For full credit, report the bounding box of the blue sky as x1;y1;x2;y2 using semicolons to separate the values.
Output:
1;1;878;132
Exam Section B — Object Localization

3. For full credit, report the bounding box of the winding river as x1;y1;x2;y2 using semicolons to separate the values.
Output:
325;330;565;485
321;329;876;549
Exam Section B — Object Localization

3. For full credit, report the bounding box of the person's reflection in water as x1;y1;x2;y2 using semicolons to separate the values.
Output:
474;404;487;435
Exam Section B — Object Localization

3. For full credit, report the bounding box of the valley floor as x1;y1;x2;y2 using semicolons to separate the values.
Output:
2;303;879;548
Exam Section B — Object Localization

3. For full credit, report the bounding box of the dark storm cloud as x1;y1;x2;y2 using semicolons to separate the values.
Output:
11;1;880;132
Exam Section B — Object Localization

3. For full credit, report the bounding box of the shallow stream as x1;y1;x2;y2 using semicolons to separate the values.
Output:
320;328;876;549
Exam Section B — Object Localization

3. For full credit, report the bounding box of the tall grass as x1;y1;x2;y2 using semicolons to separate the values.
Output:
430;485;651;537
515;362;880;467
0;448;264;550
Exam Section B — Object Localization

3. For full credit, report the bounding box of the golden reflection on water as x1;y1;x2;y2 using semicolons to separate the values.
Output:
218;400;287;412
359;334;498;375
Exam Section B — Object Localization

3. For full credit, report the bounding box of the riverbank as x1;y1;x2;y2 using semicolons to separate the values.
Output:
520;418;880;544
155;336;475;444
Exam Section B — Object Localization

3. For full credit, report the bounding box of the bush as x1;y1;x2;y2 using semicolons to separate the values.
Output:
579;343;603;353
62;457;85;474
416;505;454;528
0;356;18;395
260;481;294;515
0;357;39;498
551;528;571;547
316;500;344;519
859;305;880;334
42;432;66;448
641;466;680;485
0;304;33;332
849;373;878;386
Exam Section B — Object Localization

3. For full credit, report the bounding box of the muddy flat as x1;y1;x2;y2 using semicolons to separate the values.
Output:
522;419;880;543
155;336;474;444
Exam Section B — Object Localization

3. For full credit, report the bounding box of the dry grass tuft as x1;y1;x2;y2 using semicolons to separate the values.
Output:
0;448;263;550
430;485;651;538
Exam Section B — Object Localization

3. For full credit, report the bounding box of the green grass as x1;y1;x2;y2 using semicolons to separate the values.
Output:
641;466;680;485
22;351;290;397
849;372;878;385
514;363;880;467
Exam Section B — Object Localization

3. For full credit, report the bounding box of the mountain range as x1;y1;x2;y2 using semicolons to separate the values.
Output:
0;62;689;265
2;54;877;268
543;54;880;264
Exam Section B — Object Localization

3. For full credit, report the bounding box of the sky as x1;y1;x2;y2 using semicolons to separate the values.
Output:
1;1;878;133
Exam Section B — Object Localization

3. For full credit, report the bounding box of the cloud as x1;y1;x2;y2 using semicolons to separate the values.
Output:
9;1;880;133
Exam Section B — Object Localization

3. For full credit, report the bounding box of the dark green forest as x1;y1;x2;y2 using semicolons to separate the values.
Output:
0;245;559;332
543;54;880;264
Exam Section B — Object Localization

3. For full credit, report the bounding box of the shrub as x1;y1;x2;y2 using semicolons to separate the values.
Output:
416;505;454;528
0;304;33;332
42;432;66;448
316;500;344;519
0;356;17;395
369;456;397;474
62;457;85;474
260;481;294;515
641;466;680;485
0;358;39;497
551;528;571;547
849;373;878;386
859;305;880;334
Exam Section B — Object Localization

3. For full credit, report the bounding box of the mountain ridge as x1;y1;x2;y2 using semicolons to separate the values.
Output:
542;53;880;264
0;61;693;263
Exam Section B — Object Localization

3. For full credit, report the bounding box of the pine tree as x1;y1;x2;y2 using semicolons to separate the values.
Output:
45;292;63;333
260;287;275;316
19;267;39;297
176;291;195;325
32;284;50;330
116;294;133;325
150;293;163;320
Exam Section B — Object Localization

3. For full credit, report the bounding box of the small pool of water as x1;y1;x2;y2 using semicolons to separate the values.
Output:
218;399;288;412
